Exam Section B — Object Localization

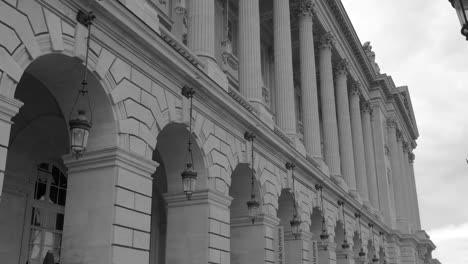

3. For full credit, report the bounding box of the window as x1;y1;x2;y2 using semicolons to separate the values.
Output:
27;163;67;264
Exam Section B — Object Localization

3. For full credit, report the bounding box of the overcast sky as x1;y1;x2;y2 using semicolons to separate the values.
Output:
340;0;468;263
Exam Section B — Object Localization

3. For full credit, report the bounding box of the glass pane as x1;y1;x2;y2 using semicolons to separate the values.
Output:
29;228;42;244
38;163;49;171
59;172;67;188
56;213;64;231
43;231;55;246
50;186;58;204
51;166;60;187
31;208;42;227
35;182;47;200
58;188;67;206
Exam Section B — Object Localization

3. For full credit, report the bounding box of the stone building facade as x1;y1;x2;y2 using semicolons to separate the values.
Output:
0;0;439;263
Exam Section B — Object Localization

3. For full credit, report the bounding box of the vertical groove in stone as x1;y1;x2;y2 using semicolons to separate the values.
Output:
298;3;321;159
334;59;356;191
361;102;379;209
188;0;216;62
349;83;368;202
238;0;262;101
318;33;341;176
387;120;407;231
274;0;296;135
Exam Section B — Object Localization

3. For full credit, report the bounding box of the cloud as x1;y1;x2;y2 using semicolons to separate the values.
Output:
428;223;468;263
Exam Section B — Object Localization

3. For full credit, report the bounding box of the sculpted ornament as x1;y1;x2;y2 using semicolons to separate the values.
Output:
386;118;397;129
360;101;372;114
349;81;362;97
297;0;316;17
409;152;415;163
319;32;335;50
334;59;349;76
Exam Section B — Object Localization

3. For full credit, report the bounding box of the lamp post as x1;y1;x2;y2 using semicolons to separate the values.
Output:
449;0;468;39
245;132;260;224
315;184;329;247
69;10;95;159
355;213;366;262
180;86;197;200
337;200;350;250
286;162;301;239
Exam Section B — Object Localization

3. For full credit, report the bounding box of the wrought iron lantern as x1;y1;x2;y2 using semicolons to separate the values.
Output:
286;162;301;239
315;184;329;245
175;0;187;14
69;11;95;158
245;132;260;224
369;223;379;263
181;86;197;200
338;200;350;249
355;213;367;261
380;231;387;264
449;0;468;39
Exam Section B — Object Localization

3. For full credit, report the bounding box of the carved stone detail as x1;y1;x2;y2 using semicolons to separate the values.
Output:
363;41;381;74
334;59;349;76
319;32;335;50
386;118;397;129
409;152;415;163
360;100;372;114
297;1;316;17
349;81;362;97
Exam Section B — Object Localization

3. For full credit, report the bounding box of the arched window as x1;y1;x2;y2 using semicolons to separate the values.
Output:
27;162;67;264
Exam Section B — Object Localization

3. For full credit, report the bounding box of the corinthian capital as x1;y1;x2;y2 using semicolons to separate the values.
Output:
334;59;350;76
360;101;372;114
297;1;316;17
386;118;397;129
349;81;362;97
409;152;415;163
319;32;335;50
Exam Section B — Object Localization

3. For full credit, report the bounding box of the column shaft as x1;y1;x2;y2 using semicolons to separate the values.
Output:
409;154;421;231
274;0;296;136
387;121;407;232
361;103;379;210
397;137;410;233
349;84;368;203
298;4;321;159
319;33;341;176
188;0;216;62
334;59;356;192
238;0;263;101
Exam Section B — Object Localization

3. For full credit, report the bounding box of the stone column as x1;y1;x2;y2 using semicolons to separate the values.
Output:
0;95;22;201
319;32;341;177
397;135;410;233
371;107;394;225
334;59;355;193
164;190;232;264
361;102;379;210
387;120;408;233
188;0;228;90
62;147;158;264
188;0;216;62
274;0;297;138
349;83;368;205
284;230;313;264
231;214;279;264
409;153;421;231
298;2;322;160
238;0;263;103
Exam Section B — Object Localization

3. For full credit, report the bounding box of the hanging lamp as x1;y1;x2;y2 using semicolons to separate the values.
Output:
286;162;301;239
380;231;387;264
69;11;95;159
355;213;366;261
245;132;260;224
180;86;197;200
338;200;350;249
369;223;379;262
315;184;329;246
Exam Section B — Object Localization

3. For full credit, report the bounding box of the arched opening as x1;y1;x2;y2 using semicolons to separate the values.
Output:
150;123;206;264
277;189;303;263
0;53;115;264
353;231;363;262
367;239;376;263
229;163;262;264
310;207;324;264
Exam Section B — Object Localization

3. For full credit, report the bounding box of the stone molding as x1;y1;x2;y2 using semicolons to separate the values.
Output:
0;95;23;123
164;189;232;208
63;146;158;177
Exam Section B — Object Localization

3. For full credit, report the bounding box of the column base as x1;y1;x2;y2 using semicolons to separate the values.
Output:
204;59;229;92
250;100;275;129
349;189;362;204
332;175;349;192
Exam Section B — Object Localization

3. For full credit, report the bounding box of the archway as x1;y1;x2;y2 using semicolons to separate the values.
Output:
353;231;364;263
150;123;207;264
0;53;116;264
310;207;327;264
229;163;263;264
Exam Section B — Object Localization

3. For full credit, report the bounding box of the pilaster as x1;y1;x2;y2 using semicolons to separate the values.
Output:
284;230;313;264
164;190;232;264
298;2;322;160
0;95;23;201
62;147;158;264
349;83;368;205
319;32;342;178
318;239;337;264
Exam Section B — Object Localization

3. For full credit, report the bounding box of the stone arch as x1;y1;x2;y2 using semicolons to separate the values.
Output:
255;155;283;216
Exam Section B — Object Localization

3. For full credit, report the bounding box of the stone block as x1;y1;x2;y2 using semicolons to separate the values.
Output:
115;187;135;209
113;225;132;246
17;0;47;35
134;193;151;214
164;90;177;121
0;48;23;82
131;68;151;93
111;79;141;104
151;81;167;110
129;135;147;157
209;204;229;223
110;58;131;84
220;222;230;237
95;48;116;79
44;8;63;51
209;233;229;251
209;218;221;234
208;248;221;264
124;99;155;129
0;23;21;53
265;226;274;239
117;169;152;196
113;245;149;264
220;251;229;264
0;146;7;170
114;206;150;232
133;230;150;250
61;20;74;37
